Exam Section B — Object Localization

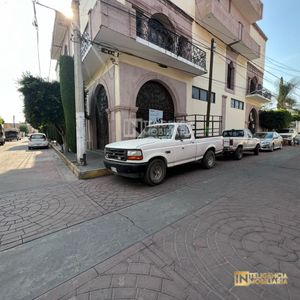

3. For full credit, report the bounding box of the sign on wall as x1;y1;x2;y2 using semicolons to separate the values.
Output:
149;109;163;124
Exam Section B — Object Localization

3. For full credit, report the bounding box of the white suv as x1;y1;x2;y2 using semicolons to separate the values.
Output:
278;128;297;145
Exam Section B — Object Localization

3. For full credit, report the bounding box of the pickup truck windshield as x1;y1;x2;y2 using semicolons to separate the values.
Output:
280;129;293;133
138;125;174;139
222;130;244;137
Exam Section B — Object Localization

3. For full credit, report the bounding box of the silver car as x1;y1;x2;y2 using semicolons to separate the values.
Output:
254;132;283;151
28;133;49;150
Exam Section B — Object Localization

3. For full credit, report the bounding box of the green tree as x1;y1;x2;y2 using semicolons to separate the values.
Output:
260;110;292;131
0;116;4;125
18;73;67;150
276;77;298;110
292;109;300;121
59;55;76;153
19;124;29;135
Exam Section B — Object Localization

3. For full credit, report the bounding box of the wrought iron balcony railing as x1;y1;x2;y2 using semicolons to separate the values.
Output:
247;86;272;100
81;31;91;59
136;12;206;70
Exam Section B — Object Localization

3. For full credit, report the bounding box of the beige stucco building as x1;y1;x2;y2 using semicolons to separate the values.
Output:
51;0;270;150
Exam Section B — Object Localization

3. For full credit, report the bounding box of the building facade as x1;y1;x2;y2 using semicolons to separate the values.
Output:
51;0;270;150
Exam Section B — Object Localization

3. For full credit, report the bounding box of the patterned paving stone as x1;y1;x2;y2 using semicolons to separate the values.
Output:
0;185;103;251
38;243;204;300
152;199;300;300
74;170;198;212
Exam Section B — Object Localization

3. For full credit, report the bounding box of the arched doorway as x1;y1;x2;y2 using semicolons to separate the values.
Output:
136;81;174;132
94;85;109;150
248;108;257;134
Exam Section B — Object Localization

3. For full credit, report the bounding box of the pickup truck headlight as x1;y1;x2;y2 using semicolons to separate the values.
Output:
127;150;143;160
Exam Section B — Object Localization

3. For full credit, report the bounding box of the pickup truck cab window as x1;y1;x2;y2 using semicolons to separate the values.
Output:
138;125;174;139
222;130;244;137
176;125;191;140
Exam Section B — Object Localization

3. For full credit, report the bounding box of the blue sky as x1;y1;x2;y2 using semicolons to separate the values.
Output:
0;0;299;123
258;0;300;100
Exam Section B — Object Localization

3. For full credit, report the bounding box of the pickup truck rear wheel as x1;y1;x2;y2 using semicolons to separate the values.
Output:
144;159;166;186
234;146;243;160
202;150;216;169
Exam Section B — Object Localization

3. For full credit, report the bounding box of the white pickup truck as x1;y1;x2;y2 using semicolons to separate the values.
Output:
104;123;223;185
222;129;260;160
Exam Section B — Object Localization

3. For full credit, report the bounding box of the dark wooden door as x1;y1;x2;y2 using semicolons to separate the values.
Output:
248;108;257;134
136;81;174;132
95;86;109;149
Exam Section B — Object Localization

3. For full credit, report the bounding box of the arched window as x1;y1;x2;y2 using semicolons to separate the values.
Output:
227;61;235;90
148;16;174;52
249;76;258;94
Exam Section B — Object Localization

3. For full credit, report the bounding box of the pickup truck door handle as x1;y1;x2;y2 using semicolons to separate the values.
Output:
165;150;171;154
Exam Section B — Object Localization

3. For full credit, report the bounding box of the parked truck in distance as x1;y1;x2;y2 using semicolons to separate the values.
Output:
4;128;20;142
104;122;224;185
0;124;5;146
222;129;260;160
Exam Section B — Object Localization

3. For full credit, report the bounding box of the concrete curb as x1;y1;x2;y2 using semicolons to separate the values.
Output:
50;144;111;179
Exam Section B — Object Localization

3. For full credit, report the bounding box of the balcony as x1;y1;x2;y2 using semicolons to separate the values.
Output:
246;86;272;104
196;0;240;45
230;28;260;60
136;12;206;73
232;0;263;23
195;0;260;60
80;0;207;80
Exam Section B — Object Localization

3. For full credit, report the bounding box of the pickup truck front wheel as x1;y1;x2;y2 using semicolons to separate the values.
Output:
202;150;216;169
254;144;260;155
144;159;166;186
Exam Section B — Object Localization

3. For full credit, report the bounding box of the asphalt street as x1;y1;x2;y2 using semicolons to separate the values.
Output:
0;140;300;299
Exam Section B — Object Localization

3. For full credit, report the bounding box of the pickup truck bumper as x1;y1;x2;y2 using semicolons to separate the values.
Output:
104;159;148;178
223;146;235;153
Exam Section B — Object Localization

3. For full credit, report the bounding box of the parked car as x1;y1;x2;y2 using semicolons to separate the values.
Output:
0;136;5;146
28;133;49;150
295;132;300;145
0;125;5;146
254;132;283;151
222;129;260;160
104;122;224;185
4;128;20;141
278;128;297;145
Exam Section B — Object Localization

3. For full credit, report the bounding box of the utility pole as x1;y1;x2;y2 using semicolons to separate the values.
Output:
205;38;215;137
72;0;87;165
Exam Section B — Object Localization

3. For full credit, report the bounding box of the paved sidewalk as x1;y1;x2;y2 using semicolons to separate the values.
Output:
51;144;109;179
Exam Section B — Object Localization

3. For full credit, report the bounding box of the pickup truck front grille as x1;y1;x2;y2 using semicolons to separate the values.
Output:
105;148;127;161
